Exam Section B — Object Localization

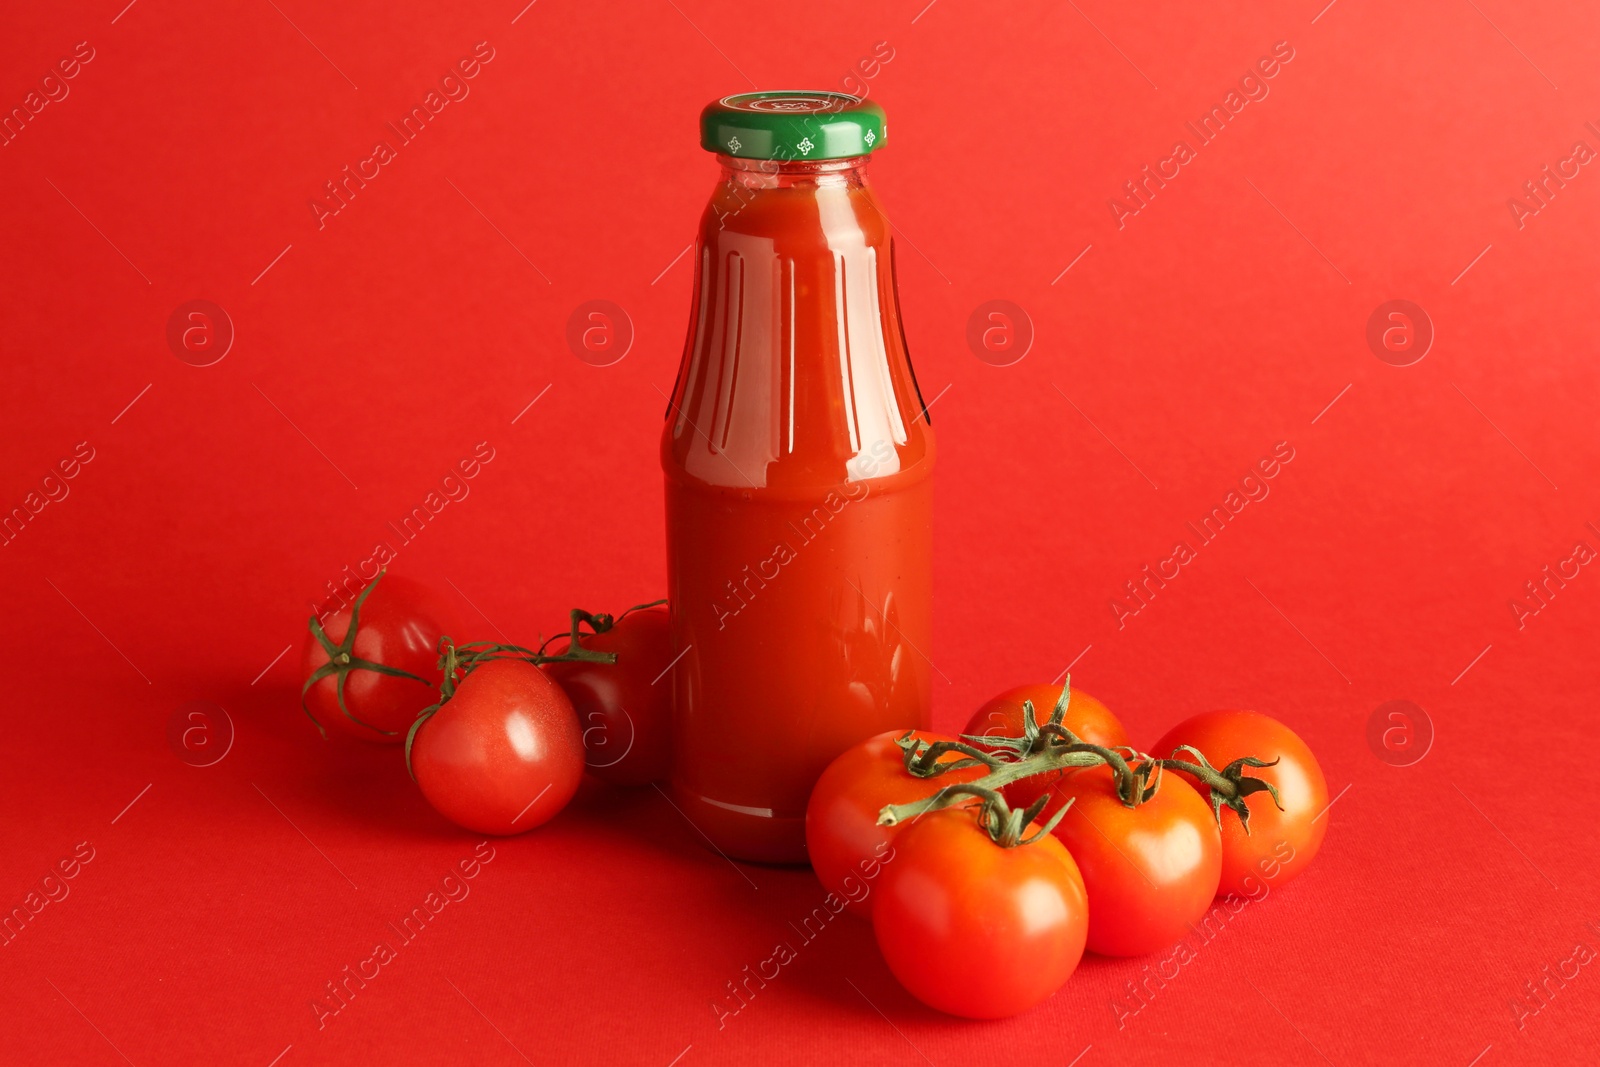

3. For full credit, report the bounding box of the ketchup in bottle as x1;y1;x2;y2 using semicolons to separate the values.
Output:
662;93;934;864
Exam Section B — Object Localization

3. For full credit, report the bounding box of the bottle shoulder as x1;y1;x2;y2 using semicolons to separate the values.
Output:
662;176;931;493
662;419;935;496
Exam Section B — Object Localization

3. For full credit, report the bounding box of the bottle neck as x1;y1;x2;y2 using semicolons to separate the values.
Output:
715;154;870;192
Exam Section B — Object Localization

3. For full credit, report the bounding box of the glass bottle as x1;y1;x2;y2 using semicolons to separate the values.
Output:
662;93;935;863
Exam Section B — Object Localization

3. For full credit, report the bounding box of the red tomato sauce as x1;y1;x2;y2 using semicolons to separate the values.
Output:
663;154;935;863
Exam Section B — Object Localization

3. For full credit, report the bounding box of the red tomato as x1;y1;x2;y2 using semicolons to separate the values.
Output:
410;659;583;835
543;606;673;787
302;573;458;742
805;731;987;917
962;684;1131;812
1048;764;1221;956
873;808;1089;1019
1152;710;1329;898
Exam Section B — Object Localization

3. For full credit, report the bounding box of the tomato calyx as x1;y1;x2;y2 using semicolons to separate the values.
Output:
1156;744;1284;833
880;681;1143;825
950;684;1156;804
936;783;1072;848
961;682;1081;761
401;605;640;780
878;676;1285;834
882;729;1152;821
532;599;667;655
302;570;432;739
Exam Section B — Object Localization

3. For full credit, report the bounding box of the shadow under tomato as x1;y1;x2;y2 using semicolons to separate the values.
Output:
197;675;456;842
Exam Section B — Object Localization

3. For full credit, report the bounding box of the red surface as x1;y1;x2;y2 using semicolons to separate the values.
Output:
2;1;1597;1064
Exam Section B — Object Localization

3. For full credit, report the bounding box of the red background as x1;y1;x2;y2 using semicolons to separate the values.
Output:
3;0;1597;1063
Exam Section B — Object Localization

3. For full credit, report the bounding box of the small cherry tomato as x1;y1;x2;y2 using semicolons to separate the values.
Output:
873;807;1089;1019
410;659;583;835
963;684;1131;812
544;606;673;787
1048;764;1221;957
301;573;459;742
1152;710;1329;898
805;731;987;917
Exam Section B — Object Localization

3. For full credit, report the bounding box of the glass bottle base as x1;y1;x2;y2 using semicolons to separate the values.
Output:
669;784;811;866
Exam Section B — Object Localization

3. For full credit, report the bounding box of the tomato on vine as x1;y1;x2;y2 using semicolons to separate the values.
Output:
962;683;1129;812
543;601;672;787
408;658;585;836
406;613;620;836
873;690;1302;967
301;571;459;742
1045;763;1221;957
806;730;988;916
872;801;1089;1019
1153;710;1328;897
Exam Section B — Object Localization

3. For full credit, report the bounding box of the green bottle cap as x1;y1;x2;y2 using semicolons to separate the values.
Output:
700;92;887;161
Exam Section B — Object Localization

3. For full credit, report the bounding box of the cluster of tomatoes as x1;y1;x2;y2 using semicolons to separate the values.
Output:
299;572;675;832
299;572;1328;1023
804;685;1329;1019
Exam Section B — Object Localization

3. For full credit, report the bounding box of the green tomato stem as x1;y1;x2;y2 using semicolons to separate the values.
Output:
875;675;1283;844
